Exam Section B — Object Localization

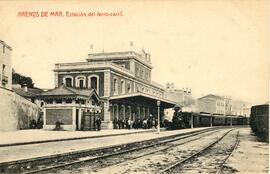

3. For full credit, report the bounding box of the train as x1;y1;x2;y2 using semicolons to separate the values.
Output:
250;104;269;142
164;111;249;130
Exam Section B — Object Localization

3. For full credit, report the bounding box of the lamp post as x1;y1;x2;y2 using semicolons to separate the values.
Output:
157;100;161;134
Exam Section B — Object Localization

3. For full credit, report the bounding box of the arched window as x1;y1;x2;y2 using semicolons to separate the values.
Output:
127;83;131;93
127;106;131;119
75;76;86;88
113;104;118;120
136;106;140;119
120;105;125;120
113;78;118;95
63;76;73;87
120;80;125;94
88;75;99;94
91;77;97;89
79;80;84;88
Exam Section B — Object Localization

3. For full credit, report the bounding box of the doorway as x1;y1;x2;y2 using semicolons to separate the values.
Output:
76;109;79;130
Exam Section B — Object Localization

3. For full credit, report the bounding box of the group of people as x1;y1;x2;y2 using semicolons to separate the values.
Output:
113;116;158;130
30;115;43;129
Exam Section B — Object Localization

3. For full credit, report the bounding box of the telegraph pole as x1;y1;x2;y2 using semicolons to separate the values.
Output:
157;100;161;134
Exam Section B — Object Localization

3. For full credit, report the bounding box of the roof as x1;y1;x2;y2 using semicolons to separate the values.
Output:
198;94;224;100
87;51;152;68
12;87;44;98
0;40;12;51
40;85;93;96
109;92;176;108
38;85;100;101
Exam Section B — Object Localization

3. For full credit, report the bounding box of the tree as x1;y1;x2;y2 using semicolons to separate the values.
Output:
12;69;34;88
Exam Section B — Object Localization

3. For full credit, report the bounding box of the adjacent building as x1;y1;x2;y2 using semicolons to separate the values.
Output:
12;84;44;107
53;50;175;129
0;40;12;90
164;83;192;106
197;94;232;115
231;100;251;116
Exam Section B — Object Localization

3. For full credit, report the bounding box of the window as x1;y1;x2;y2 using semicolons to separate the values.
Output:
136;67;139;76
113;78;118;95
79;79;84;88
46;99;53;104
65;78;72;87
120;80;125;94
2;64;5;75
88;75;99;94
90;77;97;89
75;76;86;88
66;98;72;103
127;83;131;93
56;99;62;104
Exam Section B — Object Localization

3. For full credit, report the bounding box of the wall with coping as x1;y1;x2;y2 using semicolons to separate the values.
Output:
0;87;40;131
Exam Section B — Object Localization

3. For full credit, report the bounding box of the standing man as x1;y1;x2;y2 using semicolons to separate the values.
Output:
95;117;101;131
127;118;131;130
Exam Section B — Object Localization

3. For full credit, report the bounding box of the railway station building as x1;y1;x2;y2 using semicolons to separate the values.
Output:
37;85;102;131
53;50;176;129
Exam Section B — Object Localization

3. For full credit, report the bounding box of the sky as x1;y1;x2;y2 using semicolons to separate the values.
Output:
0;0;268;104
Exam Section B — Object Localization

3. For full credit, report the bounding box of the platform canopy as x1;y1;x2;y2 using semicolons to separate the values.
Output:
109;92;176;108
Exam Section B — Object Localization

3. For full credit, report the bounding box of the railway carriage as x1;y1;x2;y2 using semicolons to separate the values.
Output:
198;113;212;127
250;104;269;142
165;110;248;130
212;114;226;126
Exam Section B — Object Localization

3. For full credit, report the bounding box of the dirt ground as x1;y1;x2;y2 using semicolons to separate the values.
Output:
225;128;269;174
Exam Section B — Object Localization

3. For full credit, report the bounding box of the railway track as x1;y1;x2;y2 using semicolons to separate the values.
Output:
160;129;239;174
18;128;224;174
215;131;240;174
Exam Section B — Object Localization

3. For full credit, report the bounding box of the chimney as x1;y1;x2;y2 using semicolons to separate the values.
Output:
171;83;174;89
166;83;170;89
22;84;28;92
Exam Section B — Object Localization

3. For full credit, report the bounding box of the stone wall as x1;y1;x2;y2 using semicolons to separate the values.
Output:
0;87;40;131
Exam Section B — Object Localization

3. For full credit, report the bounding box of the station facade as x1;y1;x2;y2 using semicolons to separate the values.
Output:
54;51;175;129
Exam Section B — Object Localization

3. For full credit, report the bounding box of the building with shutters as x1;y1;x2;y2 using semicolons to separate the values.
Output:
0;40;12;90
197;94;232;115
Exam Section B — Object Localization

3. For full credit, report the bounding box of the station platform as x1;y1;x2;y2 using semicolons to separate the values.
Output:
225;128;269;173
0;128;157;147
0;127;210;164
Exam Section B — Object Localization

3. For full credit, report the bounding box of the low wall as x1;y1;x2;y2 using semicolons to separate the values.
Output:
0;87;40;131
